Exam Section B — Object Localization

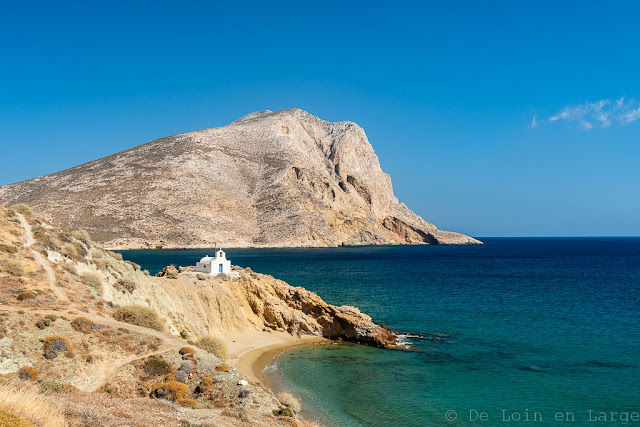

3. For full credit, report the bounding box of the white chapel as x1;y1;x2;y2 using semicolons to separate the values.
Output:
195;249;231;275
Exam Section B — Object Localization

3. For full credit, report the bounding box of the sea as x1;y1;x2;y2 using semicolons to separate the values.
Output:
118;238;640;426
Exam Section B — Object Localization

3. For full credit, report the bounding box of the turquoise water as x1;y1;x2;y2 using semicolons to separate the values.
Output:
119;239;640;426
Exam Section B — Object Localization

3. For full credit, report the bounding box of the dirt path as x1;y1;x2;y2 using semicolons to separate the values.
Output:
0;304;185;391
16;213;69;302
87;345;181;392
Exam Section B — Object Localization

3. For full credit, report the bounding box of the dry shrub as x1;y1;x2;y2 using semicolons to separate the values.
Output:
81;272;102;292
116;277;136;293
17;366;39;381
0;381;66;427
44;314;58;322
63;260;78;275
1;259;25;276
125;260;141;271
93;257;115;272
62;243;80;257
195;336;228;361
214;364;230;372
113;305;165;331
107;251;123;261
33;231;61;249
16;292;36;301
178;347;196;355
277;392;301;413
194;376;214;393
42;336;72;360
71;229;92;244
176;398;197;408
144;358;173;376
0;409;32;427
151;381;188;401
9;204;33;217
71;317;98;334
36;380;78;393
0;244;17;254
89;248;104;258
273;407;294;417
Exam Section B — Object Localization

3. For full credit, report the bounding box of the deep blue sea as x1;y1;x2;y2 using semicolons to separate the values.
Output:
119;238;640;426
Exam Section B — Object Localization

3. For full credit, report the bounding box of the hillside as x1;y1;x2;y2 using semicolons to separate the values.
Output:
0;109;481;248
0;204;396;425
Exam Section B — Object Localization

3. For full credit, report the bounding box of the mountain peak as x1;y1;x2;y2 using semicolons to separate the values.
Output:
0;111;481;248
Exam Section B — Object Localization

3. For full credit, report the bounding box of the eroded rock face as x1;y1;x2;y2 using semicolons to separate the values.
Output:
0;109;480;248
232;270;398;348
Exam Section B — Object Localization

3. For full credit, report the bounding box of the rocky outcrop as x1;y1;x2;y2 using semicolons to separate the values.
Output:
233;270;398;348
0;109;481;248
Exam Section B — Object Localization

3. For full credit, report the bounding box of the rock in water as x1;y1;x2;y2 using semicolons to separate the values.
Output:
0;109;481;248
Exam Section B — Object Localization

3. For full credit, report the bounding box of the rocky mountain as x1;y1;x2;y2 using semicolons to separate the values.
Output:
0;108;481;248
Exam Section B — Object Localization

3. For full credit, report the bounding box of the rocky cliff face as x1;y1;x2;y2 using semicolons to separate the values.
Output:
0;109;481;248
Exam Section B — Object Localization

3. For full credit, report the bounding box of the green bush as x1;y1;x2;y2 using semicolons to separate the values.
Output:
195;336;228;361
113;305;165;331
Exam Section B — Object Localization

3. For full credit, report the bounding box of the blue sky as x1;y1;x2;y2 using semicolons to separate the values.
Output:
1;1;639;236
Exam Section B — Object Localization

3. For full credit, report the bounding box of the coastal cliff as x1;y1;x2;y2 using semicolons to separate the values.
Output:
0;205;397;425
0;109;481;248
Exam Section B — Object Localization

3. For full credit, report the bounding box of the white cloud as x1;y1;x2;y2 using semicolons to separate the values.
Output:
542;97;640;130
530;115;538;128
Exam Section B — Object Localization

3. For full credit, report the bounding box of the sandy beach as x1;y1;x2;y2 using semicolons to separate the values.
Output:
229;331;327;384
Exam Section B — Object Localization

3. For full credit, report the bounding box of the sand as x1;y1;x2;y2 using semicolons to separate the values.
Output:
229;331;327;384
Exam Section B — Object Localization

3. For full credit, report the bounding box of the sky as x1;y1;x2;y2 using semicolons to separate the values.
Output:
1;1;639;237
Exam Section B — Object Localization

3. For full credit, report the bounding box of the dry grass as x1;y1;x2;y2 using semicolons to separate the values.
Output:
0;382;66;427
62;242;85;258
33;230;62;249
195;336;229;361
113;305;165;331
107;251;123;261
143;358;173;376
89;248;104;258
116;277;136;293
52;390;183;426
276;392;301;413
9;204;33;217
0;243;17;254
93;257;116;272
71;229;91;244
1;259;25;276
81;272;102;292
